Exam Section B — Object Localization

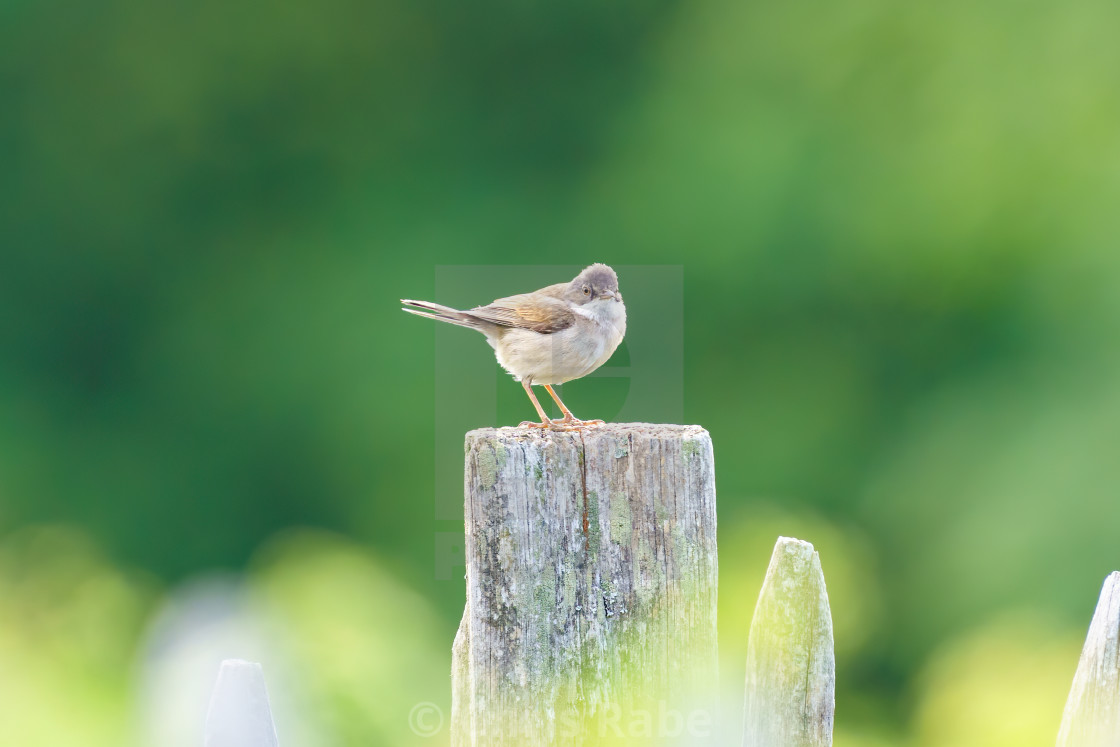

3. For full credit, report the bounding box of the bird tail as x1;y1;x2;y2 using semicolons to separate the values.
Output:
401;299;484;331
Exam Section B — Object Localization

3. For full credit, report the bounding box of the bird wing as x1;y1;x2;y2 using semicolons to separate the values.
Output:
467;285;575;334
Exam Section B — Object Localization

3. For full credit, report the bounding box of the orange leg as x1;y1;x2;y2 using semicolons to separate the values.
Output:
543;385;604;427
519;379;552;428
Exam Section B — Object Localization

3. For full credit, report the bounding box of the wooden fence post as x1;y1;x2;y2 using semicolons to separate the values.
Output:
204;659;280;747
742;537;835;747
1057;571;1120;747
452;423;719;745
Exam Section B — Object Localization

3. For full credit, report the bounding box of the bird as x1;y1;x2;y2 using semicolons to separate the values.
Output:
402;263;626;429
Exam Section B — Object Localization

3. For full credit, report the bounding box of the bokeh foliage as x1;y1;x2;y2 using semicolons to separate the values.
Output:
2;0;1119;742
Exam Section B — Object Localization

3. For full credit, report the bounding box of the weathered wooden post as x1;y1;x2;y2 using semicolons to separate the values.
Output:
452;423;718;745
742;537;835;747
1057;571;1120;747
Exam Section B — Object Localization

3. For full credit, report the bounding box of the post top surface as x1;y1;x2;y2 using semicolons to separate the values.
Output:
466;422;709;443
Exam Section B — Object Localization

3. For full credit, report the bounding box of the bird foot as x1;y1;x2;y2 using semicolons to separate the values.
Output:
517;418;605;431
554;416;605;429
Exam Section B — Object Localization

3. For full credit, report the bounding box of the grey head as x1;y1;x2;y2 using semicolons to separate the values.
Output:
564;263;621;305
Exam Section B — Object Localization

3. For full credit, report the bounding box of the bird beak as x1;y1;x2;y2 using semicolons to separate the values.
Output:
599;290;620;301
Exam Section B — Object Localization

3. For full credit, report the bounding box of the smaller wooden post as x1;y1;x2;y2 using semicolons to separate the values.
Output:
204;659;280;747
742;537;835;747
1057;571;1120;747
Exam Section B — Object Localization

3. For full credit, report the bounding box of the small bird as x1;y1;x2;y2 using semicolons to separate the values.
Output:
402;264;626;429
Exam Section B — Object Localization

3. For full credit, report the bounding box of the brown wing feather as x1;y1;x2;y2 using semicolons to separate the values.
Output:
466;285;575;334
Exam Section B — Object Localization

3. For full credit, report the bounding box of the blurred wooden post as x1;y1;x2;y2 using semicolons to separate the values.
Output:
452;423;719;745
742;537;835;747
1057;571;1120;747
204;659;280;747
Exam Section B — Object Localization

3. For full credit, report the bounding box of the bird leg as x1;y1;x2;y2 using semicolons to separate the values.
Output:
518;378;553;428
544;384;604;427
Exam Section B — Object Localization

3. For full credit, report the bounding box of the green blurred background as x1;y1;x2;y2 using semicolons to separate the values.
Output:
2;0;1119;743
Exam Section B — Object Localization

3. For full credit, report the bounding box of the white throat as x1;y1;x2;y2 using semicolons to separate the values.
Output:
574;298;626;333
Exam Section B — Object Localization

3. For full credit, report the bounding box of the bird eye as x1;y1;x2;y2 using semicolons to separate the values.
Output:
582;285;591;296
